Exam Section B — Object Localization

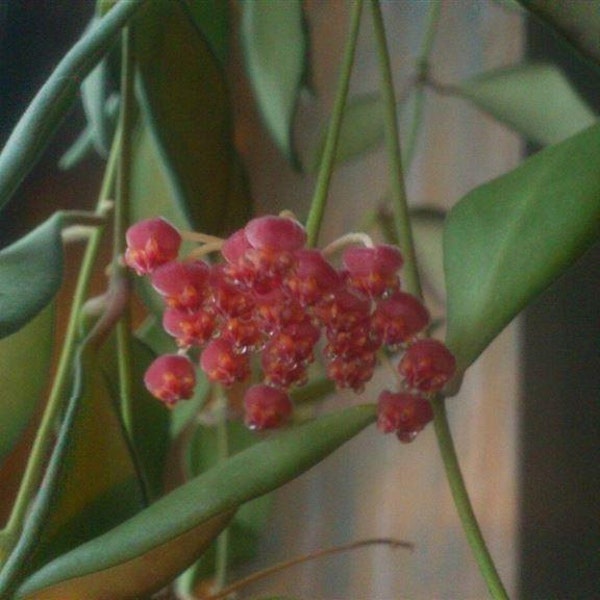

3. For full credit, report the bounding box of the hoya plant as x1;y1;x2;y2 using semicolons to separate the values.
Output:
0;1;598;599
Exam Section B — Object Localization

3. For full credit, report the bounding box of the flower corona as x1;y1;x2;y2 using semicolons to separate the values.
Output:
125;214;455;437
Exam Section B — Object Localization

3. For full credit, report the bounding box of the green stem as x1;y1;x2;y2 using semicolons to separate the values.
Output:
3;128;121;545
214;392;230;591
403;0;442;169
431;397;510;600
115;25;136;440
369;0;422;298
305;0;364;247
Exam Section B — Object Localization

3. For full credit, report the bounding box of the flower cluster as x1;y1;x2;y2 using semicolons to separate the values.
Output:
125;215;455;439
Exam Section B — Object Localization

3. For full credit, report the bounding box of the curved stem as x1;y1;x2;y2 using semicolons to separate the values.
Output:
0;0;146;212
369;0;422;298
206;538;411;600
431;397;510;600
305;0;364;247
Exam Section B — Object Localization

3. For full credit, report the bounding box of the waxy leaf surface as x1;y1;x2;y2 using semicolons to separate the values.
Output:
0;214;63;339
242;0;306;166
0;305;54;464
15;405;376;599
0;346;145;595
180;421;272;587
135;0;249;235
444;123;600;377
458;63;596;146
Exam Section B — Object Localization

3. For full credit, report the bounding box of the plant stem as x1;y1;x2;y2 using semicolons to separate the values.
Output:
431;397;510;600
3;128;121;544
403;0;442;169
206;538;411;600
369;0;422;298
305;0;364;247
115;25;136;441
214;391;230;592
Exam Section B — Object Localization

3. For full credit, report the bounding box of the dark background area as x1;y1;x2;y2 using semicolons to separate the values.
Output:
0;2;598;597
521;17;600;600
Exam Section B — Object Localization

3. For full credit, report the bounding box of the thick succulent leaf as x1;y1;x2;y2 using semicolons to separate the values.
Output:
180;421;273;586
0;0;144;212
0;213;64;339
0;345;145;594
444;122;600;378
101;337;170;500
29;350;145;564
185;0;230;66
0;305;54;464
517;0;600;67
458;63;596;146
135;0;247;235
15;405;375;599
241;0;307;166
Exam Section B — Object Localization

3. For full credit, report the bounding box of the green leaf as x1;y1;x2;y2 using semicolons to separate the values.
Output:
0;214;64;339
0;305;54;464
241;0;307;167
458;63;597;146
15;405;375;599
0;345;145;595
185;0;230;66
444;122;600;377
517;0;600;68
135;0;250;235
308;93;384;172
178;420;273;591
59;95;119;170
80;22;114;158
101;338;170;500
0;0;145;213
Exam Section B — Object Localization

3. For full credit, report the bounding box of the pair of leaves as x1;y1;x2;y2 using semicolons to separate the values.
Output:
312;62;595;173
13;406;376;599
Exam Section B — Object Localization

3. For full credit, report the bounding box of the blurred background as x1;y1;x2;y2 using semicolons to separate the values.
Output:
0;1;598;598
